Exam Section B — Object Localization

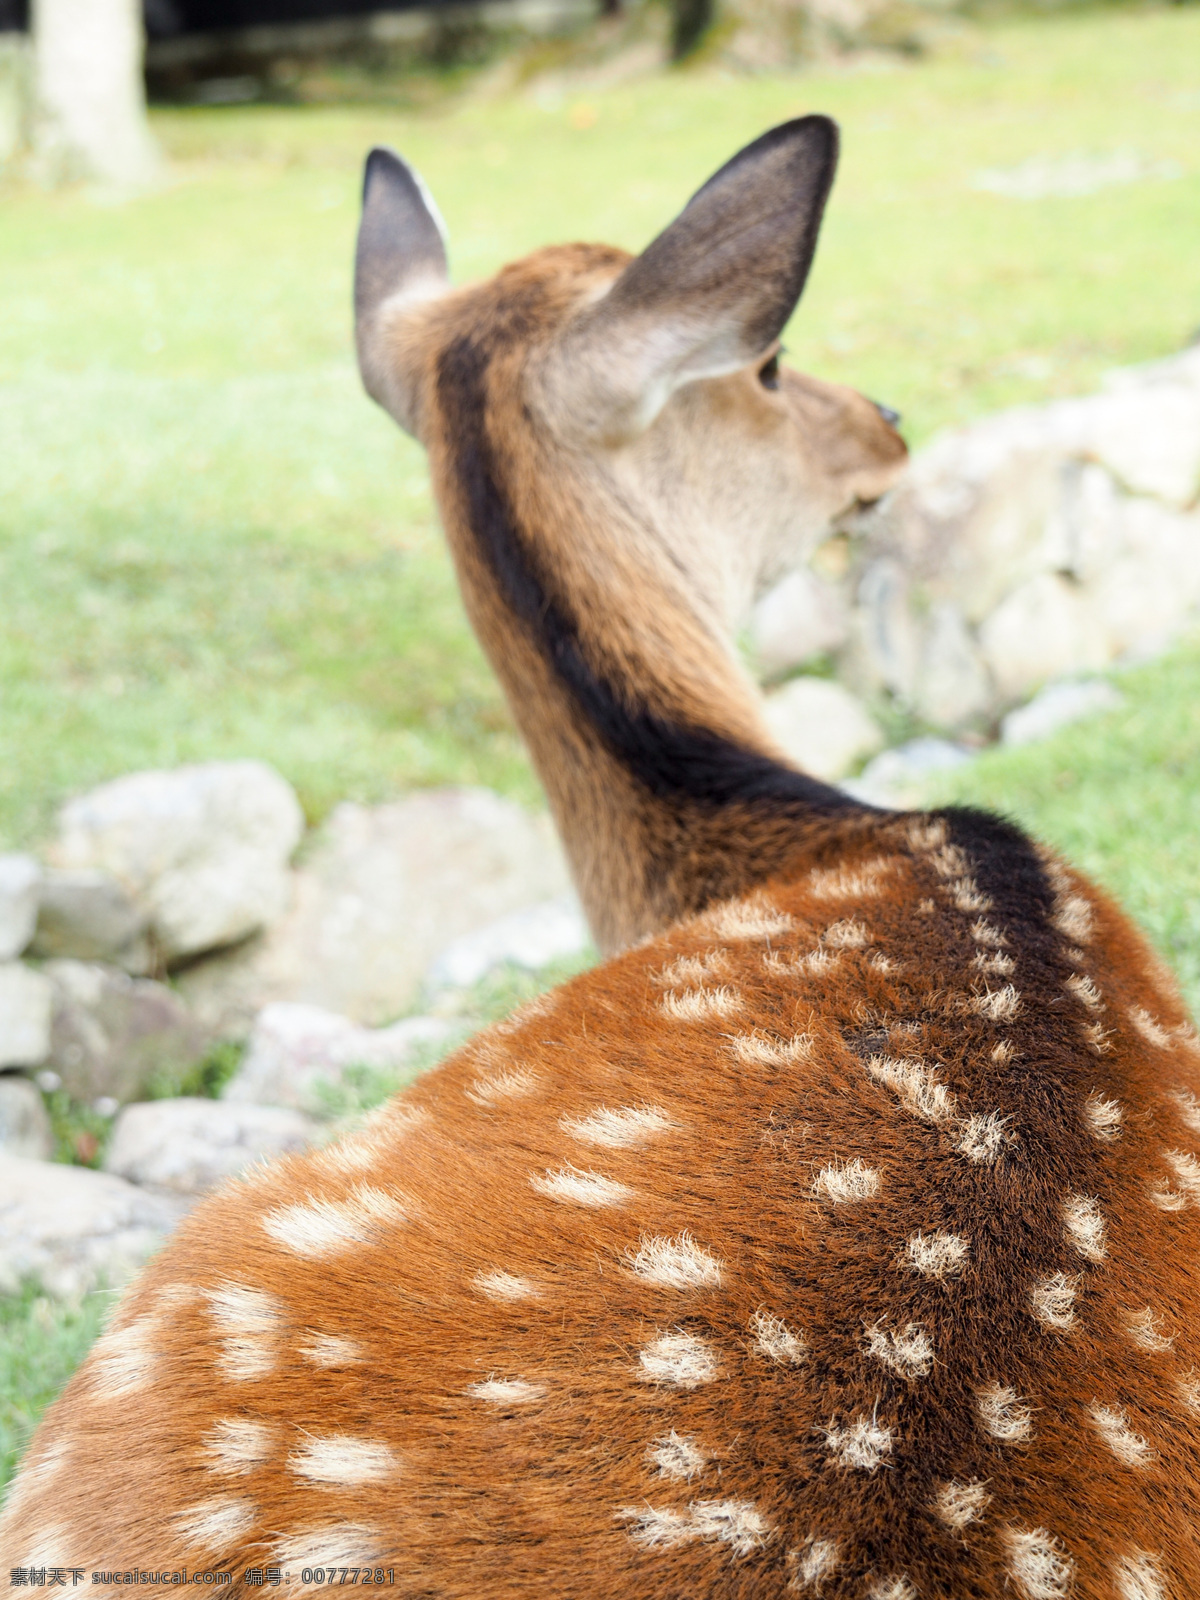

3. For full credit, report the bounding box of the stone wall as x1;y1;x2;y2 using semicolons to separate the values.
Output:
751;342;1200;733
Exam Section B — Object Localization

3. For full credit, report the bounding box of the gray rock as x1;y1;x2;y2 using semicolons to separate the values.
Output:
178;789;572;1031
51;760;304;964
30;870;151;973
913;603;993;728
848;557;919;701
750;567;849;674
0;1076;53;1160
763;676;884;781
225;1001;455;1112
1001;679;1125;747
846;737;974;806
0;855;41;962
0;1154;179;1300
427;895;589;992
977;572;1107;702
105;1096;316;1194
44;959;210;1103
0;962;53;1069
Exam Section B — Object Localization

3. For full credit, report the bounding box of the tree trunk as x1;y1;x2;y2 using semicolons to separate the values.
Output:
32;0;158;185
670;0;714;59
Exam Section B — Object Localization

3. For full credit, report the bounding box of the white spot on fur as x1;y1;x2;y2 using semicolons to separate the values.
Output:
957;1110;1013;1163
655;951;732;987
1065;974;1103;1010
1164;1148;1200;1198
563;1104;676;1148
1171;1090;1200;1135
639;1331;719;1388
474;1269;539;1302
206;1284;283;1381
766;948;841;978
648;1431;706;1480
971;919;1007;947
867;1580;916;1600
970;984;1021;1020
617;1499;768;1557
868;951;899;973
1125;1307;1173;1352
807;857;895;900
729;1031;813;1066
530;1165;633;1207
1084;1091;1123;1142
705;896;795;941
813;1158;881;1203
788;1537;839;1592
273;1525;382;1569
689;1499;771;1555
466;1066;539;1105
1089;1405;1154;1467
751;1307;808;1366
824;918;869;949
991;1039;1015;1064
929;844;968;879
952;879;993;913
466;1377;545;1404
298;1332;364;1367
174;1495;255;1552
1005;1528;1075;1600
0;1439;71;1522
89;1314;158;1398
204;1417;273;1475
973;950;1016;976
1113;1552;1167;1600
629;1232;723;1289
1053;893;1094;945
263;1186;409;1258
658;986;743;1022
290;1434;398;1485
16;1527;72;1568
1177;1371;1200;1411
933;1478;991;1530
1029;1272;1078;1331
865;1322;933;1379
907;817;948;852
866;1054;958;1126
1084;1022;1114;1054
823;1415;892;1471
977;1382;1034;1441
904;1230;970;1279
618;1506;694;1549
1062;1194;1106;1262
1129;1007;1172;1048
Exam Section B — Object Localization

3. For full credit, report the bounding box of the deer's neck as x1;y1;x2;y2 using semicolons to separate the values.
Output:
429;333;864;953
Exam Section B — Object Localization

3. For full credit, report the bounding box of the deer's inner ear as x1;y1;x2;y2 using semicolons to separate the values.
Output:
354;146;450;436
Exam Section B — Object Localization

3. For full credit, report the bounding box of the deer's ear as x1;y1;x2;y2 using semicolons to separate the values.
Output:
354;147;449;434
550;116;838;440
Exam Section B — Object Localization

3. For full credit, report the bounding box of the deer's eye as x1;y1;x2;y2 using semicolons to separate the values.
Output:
758;353;782;391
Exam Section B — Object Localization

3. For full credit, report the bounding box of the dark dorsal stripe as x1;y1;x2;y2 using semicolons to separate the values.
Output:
436;329;863;817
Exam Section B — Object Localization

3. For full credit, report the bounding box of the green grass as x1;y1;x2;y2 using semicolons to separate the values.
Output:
0;1285;115;1493
2;5;1199;845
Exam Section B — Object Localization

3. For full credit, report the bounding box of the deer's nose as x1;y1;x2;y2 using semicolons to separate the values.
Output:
872;400;902;428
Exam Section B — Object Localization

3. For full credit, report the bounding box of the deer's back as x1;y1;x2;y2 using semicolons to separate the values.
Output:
5;809;1200;1598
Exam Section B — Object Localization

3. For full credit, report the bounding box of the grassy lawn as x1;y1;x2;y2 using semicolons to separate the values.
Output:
1;3;1199;1499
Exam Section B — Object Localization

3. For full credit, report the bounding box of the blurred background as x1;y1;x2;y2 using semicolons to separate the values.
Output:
0;0;1198;1500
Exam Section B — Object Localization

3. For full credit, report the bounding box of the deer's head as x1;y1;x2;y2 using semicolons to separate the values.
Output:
354;118;907;632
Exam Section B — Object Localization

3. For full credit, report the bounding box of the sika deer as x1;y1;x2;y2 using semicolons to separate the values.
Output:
4;118;1199;1600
